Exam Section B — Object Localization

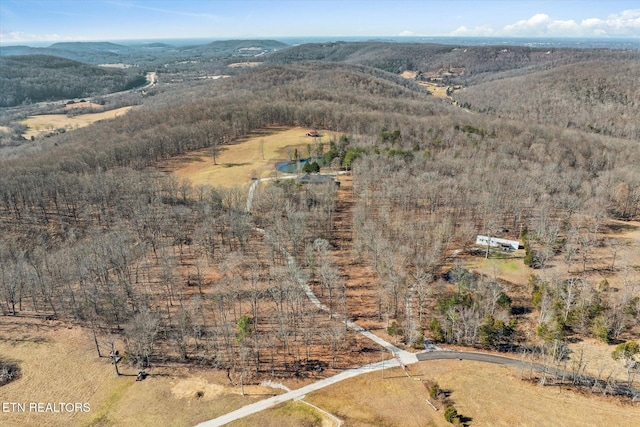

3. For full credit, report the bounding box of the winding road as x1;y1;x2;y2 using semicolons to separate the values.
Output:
196;175;639;426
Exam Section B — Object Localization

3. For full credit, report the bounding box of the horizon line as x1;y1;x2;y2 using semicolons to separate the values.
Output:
2;34;640;47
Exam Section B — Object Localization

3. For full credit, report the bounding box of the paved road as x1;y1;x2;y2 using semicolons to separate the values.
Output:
417;350;525;367
195;359;401;427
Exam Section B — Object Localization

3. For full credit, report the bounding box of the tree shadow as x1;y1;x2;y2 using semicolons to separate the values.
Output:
459;414;474;426
0;334;50;344
510;306;530;315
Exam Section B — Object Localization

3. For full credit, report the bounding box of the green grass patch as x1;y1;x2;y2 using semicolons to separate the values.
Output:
84;376;132;427
502;260;521;271
274;401;322;425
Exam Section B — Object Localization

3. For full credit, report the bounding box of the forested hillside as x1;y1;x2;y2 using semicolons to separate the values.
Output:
0;55;146;107
1;48;639;387
454;59;640;140
264;41;636;82
0;39;289;68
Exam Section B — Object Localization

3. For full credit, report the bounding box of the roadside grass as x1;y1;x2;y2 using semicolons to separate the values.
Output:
301;361;639;427
4;316;637;427
229;401;325;427
167;127;338;188
21;106;133;140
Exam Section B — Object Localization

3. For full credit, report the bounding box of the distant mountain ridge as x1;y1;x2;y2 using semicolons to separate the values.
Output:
0;55;146;107
0;39;289;65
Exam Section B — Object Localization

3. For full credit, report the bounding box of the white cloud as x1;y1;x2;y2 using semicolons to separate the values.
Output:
451;25;495;37
449;9;640;37
398;30;416;37
503;13;550;36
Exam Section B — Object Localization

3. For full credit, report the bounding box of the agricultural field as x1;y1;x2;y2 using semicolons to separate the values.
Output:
166;127;337;188
21;106;133;140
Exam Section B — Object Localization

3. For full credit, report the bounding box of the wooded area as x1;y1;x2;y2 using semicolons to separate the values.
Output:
0;55;146;107
1;41;639;388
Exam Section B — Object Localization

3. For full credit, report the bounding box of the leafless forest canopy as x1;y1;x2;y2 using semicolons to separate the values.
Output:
1;41;639;380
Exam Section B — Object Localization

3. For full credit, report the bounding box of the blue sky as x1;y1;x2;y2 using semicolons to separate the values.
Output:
1;1;639;44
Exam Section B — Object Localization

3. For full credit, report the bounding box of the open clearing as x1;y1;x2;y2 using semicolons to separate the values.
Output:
0;316;285;427
416;81;449;98
166;127;338;188
399;70;451;98
228;62;262;68
239;361;639;427
21;106;133;140
64;101;104;112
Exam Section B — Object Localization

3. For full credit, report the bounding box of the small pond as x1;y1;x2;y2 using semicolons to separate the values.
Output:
275;157;321;173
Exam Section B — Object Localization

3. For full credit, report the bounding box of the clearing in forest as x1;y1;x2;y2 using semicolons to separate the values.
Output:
168;127;337;188
21;106;133;140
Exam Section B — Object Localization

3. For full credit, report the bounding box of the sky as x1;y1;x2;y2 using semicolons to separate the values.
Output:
1;0;639;44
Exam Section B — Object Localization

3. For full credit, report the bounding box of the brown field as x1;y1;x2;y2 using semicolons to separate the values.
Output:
301;361;639;427
0;316;288;427
166;127;338;188
228;62;262;68
399;70;451;98
2;315;637;427
21;106;133;140
417;81;449;98
400;70;418;79
97;64;132;69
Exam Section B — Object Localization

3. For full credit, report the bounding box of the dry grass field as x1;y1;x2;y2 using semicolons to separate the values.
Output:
236;361;639;427
228;62;262;68
21;106;133;140
64;101;104;112
0;317;287;427
399;70;450;98
167;127;338;188
416;81;449;98
408;360;639;427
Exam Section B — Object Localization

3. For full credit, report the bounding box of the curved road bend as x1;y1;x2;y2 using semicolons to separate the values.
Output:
197;349;587;427
195;359;401;427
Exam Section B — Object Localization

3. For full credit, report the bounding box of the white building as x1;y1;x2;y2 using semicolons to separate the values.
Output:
475;235;520;251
